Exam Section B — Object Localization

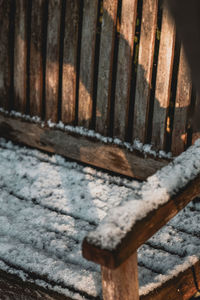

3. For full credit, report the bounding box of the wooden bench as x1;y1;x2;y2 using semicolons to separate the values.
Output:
0;0;200;299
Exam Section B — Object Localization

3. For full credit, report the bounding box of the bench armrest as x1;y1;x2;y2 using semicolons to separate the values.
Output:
82;139;200;269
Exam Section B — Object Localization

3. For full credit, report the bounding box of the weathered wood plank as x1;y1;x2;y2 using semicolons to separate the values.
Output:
95;0;118;136
30;0;46;117
192;92;200;144
61;0;80;125
45;0;61;122
0;269;71;300
133;0;158;143
114;0;138;140
151;4;176;150
78;0;98;128
0;0;12;110
102;252;139;300
0;113;168;180
83;172;200;268
171;46;192;156
14;0;27;113
141;259;200;300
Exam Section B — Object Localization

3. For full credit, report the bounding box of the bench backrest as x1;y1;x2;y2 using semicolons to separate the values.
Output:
0;0;196;159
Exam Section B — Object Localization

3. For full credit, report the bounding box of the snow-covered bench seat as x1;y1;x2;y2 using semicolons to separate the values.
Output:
0;138;200;300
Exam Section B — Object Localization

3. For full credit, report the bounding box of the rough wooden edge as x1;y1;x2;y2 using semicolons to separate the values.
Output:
0;113;168;180
0;269;71;300
82;173;200;268
140;259;200;300
102;251;139;300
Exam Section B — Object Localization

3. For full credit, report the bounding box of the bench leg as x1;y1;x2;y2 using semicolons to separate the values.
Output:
101;251;139;300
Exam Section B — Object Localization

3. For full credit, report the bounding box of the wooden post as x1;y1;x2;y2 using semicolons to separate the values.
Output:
101;252;139;300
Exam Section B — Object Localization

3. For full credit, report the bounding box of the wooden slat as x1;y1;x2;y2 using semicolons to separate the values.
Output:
0;0;11;110
113;0;138;140
141;259;200;300
95;0;118;136
133;0;158;143
82;172;200;268
14;0;27;113
171;46;192;156
45;0;61;122
29;0;46;117
151;4;176;150
102;252;139;300
61;0;80;125
78;0;98;128
0;112;168;181
0;269;71;300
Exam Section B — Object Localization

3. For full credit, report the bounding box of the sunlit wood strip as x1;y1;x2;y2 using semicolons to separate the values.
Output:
30;0;46;117
14;0;27;113
45;0;61;122
95;0;118;135
151;4;176;149
78;0;99;128
113;0;138;140
133;0;158;143
61;0;80;125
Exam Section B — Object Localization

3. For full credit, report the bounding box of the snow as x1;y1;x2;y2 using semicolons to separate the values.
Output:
86;138;200;250
0;138;140;299
0;138;200;298
0;107;172;159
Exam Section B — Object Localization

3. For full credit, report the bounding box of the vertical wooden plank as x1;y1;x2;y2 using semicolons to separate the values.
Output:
95;0;118;136
114;0;138;140
133;0;158;143
101;252;139;300
14;0;27;113
0;0;11;110
151;4;176;149
171;46;192;156
78;0;98;128
192;92;200;144
61;0;79;125
45;0;61;122
30;0;46;117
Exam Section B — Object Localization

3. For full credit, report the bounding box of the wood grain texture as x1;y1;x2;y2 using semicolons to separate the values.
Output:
78;0;98;128
0;0;11;110
0;269;71;300
30;0;46;117
61;0;79;125
114;0;138;140
102;252;139;300
0;112;168;180
14;0;27;113
192;92;200;145
82;172;200;268
133;0;158;143
171;46;192;156
141;259;200;300
95;0;118;136
151;4;176;150
45;0;61;122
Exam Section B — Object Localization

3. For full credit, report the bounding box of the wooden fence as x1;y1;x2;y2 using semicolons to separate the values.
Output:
0;0;197;156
